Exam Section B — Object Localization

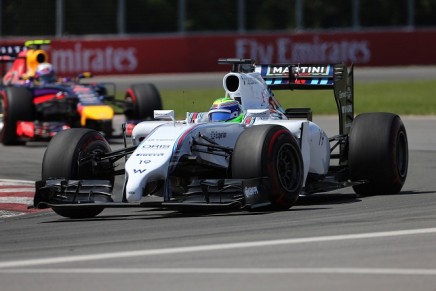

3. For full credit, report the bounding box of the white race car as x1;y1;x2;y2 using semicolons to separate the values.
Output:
34;59;409;218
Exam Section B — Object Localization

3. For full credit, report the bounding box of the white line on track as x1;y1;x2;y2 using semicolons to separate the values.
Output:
0;179;34;185
0;267;436;276
0;197;33;204
0;179;40;217
0;188;33;193
1;227;436;269
0;210;25;218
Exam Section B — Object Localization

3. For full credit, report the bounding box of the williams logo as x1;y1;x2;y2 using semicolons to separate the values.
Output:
142;144;170;149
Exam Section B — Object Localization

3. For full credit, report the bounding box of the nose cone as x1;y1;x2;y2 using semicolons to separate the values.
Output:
125;173;146;202
80;105;114;126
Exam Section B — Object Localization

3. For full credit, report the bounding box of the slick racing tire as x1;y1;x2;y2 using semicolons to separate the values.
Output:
231;124;304;210
0;87;34;145
349;113;408;195
124;83;162;120
42;128;114;218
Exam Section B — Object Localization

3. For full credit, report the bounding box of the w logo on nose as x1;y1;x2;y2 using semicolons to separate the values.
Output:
133;169;147;174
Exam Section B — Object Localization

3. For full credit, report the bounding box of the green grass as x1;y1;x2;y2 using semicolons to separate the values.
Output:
354;81;436;115
127;80;436;119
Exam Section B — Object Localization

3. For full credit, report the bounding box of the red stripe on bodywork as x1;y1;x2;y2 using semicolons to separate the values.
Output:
176;124;201;149
33;93;63;104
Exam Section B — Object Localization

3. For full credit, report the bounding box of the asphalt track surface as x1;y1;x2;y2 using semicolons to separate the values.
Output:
0;67;436;291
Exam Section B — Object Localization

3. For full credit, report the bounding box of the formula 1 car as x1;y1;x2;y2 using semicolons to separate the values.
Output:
34;58;409;218
0;40;162;145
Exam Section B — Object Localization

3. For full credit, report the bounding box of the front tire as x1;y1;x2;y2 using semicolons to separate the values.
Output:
349;113;408;195
231;125;304;210
42;128;114;218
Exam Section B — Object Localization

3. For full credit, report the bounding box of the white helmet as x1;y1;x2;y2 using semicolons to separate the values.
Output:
36;63;56;83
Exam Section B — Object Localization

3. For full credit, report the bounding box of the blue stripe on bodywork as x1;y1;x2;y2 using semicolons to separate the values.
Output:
261;65;269;76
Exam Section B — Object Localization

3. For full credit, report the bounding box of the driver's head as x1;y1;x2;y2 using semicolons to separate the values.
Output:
208;97;243;123
35;63;57;83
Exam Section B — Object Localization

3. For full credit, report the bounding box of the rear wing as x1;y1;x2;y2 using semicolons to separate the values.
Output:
255;63;354;136
24;39;51;50
1;40;51;83
0;45;26;81
255;64;336;89
0;39;51;61
219;59;354;137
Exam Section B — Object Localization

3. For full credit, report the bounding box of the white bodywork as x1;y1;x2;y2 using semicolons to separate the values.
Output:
124;69;331;202
125;113;329;202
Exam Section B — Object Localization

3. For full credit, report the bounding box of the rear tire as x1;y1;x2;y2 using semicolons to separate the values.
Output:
349;113;408;195
0;87;34;145
124;83;162;120
231;124;304;210
42;128;114;218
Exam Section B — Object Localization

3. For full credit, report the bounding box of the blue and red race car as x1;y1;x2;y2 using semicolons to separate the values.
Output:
0;40;162;145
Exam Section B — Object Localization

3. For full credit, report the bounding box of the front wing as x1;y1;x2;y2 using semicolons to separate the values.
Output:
33;177;272;212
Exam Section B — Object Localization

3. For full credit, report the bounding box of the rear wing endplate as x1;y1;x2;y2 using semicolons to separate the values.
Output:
0;45;26;61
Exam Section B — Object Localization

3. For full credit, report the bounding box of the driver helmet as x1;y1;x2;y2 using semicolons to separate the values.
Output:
208;97;243;123
35;63;57;83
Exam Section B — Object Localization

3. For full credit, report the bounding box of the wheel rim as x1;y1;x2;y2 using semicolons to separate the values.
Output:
396;131;408;178
276;143;301;192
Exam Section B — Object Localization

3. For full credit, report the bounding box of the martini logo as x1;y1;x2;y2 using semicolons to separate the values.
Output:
292;66;331;76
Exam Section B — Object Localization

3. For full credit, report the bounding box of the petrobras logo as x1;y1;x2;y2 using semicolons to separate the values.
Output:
51;43;138;74
136;153;164;157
